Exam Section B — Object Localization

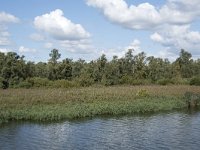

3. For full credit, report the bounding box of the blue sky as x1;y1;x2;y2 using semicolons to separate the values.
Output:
0;0;200;62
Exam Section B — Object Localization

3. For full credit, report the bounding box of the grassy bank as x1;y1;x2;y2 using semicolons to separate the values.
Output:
0;85;200;124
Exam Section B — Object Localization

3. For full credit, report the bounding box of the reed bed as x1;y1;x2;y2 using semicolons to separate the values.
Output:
0;85;199;124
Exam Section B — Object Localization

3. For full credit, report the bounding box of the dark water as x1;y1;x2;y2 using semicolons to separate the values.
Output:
1;111;200;150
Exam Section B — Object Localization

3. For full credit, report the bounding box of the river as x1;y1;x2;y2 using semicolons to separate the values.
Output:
0;110;200;150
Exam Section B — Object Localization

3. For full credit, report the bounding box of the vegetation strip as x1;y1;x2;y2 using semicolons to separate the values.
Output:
0;49;200;89
1;86;200;124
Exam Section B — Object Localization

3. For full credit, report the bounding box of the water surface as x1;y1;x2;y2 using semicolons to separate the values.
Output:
0;111;200;150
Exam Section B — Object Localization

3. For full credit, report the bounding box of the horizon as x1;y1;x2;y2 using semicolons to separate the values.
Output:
0;0;200;62
0;48;198;64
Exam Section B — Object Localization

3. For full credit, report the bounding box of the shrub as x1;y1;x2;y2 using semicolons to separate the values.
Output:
184;92;200;108
51;80;78;88
0;77;8;89
171;78;190;85
190;76;200;86
76;77;94;87
120;75;151;85
27;77;51;87
157;79;174;85
130;79;151;85
157;78;190;85
101;75;118;86
120;75;133;84
18;81;33;88
9;77;22;88
79;78;94;87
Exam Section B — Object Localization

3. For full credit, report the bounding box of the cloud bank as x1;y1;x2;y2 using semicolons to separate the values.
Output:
86;0;200;58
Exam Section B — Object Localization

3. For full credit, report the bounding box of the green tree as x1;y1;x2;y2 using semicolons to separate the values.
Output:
72;59;85;78
49;49;61;65
124;49;134;75
57;58;72;79
176;49;193;78
133;52;147;79
147;57;171;81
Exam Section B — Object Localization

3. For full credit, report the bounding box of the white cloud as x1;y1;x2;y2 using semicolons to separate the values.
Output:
87;0;200;57
87;0;161;29
60;39;94;54
86;0;200;29
34;9;90;41
32;9;93;55
151;25;200;53
101;39;142;59
0;48;11;53
154;48;179;61
125;39;142;54
30;33;45;41
0;12;19;24
19;46;36;53
100;48;124;59
150;32;164;43
0;12;19;46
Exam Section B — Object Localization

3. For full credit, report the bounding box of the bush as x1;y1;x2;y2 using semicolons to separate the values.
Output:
76;75;94;87
184;92;200;108
130;79;151;85
0;77;8;89
51;80;78;88
171;78;190;85
157;78;190;85
27;77;51;87
18;81;33;88
9;77;22;88
157;79;174;85
120;75;133;84
120;75;151;85
190;76;200;86
101;75;119;86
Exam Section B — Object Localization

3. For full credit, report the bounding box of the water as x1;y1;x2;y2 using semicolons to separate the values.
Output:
1;111;200;150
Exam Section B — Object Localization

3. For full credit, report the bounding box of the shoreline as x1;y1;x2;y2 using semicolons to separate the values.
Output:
0;85;199;124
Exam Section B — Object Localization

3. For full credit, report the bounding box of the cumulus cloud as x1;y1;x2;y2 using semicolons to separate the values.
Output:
19;46;36;53
125;39;142;54
34;9;90;41
32;9;93;54
151;25;200;57
0;12;19;46
86;0;200;29
87;0;200;58
60;39;94;54
87;0;161;29
156;48;179;61
101;39;142;59
150;32;164;43
0;12;19;24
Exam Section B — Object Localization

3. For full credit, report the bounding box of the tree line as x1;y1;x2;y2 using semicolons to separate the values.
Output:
0;48;200;88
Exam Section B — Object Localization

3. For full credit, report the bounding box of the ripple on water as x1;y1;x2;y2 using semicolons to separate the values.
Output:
1;111;200;150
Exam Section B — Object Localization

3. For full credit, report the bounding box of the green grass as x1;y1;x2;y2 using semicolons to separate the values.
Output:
0;85;200;124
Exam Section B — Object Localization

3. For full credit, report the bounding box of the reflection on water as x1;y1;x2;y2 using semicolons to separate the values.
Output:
0;111;200;150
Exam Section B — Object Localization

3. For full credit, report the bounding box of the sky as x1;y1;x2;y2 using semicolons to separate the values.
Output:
0;0;200;62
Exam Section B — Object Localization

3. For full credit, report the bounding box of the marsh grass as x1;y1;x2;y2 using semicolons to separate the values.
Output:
0;85;200;124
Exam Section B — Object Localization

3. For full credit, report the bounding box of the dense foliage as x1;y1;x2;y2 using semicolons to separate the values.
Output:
0;49;200;88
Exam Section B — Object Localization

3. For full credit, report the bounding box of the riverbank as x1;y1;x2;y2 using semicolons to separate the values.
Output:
0;85;200;124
